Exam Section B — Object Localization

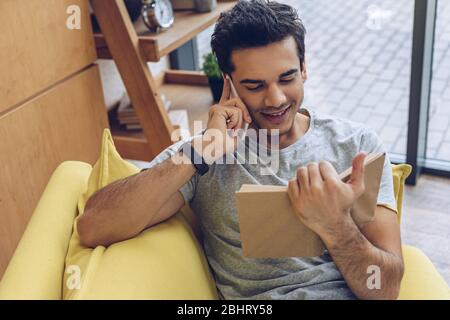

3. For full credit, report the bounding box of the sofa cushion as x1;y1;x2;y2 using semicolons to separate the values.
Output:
63;129;218;299
77;129;140;214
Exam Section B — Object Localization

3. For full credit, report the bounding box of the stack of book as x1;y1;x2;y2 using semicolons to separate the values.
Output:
116;92;191;140
116;93;171;130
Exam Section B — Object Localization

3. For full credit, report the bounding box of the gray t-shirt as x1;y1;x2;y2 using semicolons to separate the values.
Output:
146;107;397;300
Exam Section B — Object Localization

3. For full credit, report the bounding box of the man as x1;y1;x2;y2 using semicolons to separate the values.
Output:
78;0;404;300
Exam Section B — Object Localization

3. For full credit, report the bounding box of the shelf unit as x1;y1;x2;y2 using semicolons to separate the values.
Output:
91;0;235;161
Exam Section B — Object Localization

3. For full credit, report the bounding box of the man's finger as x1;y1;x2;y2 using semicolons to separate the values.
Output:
219;75;231;104
350;152;366;193
319;161;340;184
222;75;252;124
288;179;300;201
224;98;252;124
224;107;242;130
297;166;310;192
307;162;322;190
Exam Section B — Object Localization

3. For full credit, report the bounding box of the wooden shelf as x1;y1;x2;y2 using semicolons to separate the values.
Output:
94;1;236;62
91;0;232;161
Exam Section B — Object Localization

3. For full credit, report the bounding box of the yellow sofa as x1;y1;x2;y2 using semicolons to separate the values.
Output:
0;161;449;300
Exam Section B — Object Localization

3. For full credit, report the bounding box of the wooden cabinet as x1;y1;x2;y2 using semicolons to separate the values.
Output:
0;0;108;277
0;0;97;112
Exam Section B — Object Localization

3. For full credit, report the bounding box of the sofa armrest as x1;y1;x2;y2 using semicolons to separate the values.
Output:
399;245;450;300
0;161;92;299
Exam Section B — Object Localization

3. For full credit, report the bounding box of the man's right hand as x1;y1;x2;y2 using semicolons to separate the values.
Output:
193;76;252;163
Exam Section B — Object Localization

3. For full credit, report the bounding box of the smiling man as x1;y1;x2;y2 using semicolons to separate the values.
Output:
77;0;404;300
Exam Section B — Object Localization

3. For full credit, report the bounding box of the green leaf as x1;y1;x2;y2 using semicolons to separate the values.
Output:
201;52;221;79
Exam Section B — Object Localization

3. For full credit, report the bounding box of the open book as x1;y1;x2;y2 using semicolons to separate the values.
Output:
235;153;386;258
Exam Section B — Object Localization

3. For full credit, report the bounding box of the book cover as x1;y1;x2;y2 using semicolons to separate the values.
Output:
235;153;386;258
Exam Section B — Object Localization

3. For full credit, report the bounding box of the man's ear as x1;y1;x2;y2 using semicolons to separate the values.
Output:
301;55;308;82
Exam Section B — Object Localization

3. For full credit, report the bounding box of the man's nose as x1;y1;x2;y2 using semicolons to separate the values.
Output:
264;83;288;108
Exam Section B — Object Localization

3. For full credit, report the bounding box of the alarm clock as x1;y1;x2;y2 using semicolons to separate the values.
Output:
141;0;174;33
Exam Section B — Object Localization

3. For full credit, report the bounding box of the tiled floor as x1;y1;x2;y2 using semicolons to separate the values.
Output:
197;0;450;161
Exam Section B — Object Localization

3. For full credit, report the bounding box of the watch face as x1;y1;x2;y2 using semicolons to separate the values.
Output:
154;0;174;28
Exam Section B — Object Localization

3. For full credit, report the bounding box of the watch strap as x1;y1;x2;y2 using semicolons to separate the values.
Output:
179;142;209;176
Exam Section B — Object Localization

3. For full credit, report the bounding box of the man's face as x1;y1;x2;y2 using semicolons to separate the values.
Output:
230;36;307;135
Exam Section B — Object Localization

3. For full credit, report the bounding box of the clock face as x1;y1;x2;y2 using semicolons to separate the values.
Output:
154;0;174;28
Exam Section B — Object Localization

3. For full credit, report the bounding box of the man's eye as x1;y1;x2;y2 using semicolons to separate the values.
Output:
247;85;263;91
280;78;295;83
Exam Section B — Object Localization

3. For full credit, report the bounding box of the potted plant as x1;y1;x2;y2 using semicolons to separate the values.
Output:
202;52;223;102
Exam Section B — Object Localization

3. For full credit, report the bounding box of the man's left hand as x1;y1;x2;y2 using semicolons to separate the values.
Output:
287;152;367;238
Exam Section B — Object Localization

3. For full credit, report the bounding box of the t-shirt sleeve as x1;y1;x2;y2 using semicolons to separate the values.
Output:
142;137;199;205
359;128;398;214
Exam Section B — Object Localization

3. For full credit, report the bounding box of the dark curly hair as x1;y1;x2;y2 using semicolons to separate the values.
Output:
211;0;306;75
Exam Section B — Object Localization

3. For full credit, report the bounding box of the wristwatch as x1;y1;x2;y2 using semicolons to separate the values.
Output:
178;142;209;176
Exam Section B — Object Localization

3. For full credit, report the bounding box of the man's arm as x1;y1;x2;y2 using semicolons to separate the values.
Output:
77;152;196;248
78;76;252;248
287;153;404;300
320;205;404;300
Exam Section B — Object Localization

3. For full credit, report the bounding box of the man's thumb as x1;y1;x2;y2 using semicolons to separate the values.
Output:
350;152;367;194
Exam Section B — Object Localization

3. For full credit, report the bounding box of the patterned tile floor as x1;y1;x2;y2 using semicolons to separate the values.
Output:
197;0;450;161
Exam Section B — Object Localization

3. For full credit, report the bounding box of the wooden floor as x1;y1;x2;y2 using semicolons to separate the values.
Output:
402;174;450;284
